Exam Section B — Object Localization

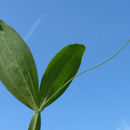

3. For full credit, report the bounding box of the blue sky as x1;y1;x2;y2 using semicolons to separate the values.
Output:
0;0;130;130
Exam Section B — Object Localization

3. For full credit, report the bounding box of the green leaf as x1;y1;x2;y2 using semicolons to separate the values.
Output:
28;112;41;130
39;44;86;110
0;20;39;110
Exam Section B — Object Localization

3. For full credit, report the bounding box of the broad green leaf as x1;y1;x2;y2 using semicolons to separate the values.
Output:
39;44;86;110
0;20;39;110
28;112;41;130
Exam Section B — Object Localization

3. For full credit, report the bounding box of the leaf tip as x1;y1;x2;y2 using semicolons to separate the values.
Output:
76;43;86;53
0;20;4;31
0;20;6;32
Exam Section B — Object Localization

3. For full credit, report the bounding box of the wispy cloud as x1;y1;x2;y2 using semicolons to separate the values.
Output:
24;15;45;41
116;121;130;130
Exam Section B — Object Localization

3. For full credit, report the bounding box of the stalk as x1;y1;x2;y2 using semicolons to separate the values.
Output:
28;111;41;130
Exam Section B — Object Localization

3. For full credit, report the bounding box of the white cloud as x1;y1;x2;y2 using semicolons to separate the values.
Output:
24;14;45;41
116;121;130;130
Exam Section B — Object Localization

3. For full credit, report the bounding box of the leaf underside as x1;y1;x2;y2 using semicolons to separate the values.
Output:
0;20;39;110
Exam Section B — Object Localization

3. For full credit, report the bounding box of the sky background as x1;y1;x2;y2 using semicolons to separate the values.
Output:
0;0;130;130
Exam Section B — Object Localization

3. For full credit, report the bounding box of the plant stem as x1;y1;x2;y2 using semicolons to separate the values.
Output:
28;111;41;130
